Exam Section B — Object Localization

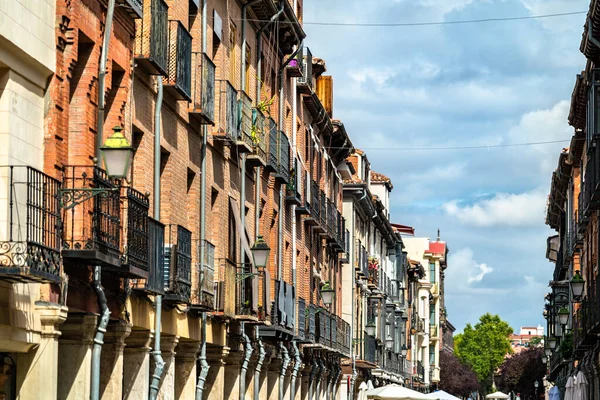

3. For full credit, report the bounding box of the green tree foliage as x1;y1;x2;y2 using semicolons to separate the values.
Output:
439;350;480;397
454;313;513;387
528;336;543;347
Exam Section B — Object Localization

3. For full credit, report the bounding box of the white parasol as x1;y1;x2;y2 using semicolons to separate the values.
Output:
486;392;509;399
574;371;588;400
565;375;575;400
358;381;369;400
366;384;435;400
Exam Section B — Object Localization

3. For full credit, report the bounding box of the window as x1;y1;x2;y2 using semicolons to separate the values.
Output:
245;46;251;94
229;22;237;85
429;345;435;365
429;262;436;284
430;302;435;325
228;201;237;262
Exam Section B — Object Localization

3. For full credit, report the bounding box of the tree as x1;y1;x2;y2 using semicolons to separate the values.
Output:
498;347;545;397
528;336;543;347
439;350;480;397
454;313;513;390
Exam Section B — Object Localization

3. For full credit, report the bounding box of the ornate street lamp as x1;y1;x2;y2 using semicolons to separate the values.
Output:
542;355;547;363
100;126;134;179
250;236;270;268
366;321;377;336
385;335;394;350
545;347;552;357
570;270;585;302
401;345;408;357
320;282;335;306
558;307;570;326
547;336;557;350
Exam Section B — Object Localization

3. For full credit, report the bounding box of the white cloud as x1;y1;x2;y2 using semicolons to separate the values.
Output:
447;248;494;291
442;187;547;227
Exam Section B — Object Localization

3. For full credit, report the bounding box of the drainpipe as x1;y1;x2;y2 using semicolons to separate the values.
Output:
309;358;318;400
240;323;253;400
254;327;266;400
149;76;165;400
326;361;332;400
90;266;110;400
91;2;116;399
315;357;324;400
279;343;291;400
290;341;302;400
197;0;210;396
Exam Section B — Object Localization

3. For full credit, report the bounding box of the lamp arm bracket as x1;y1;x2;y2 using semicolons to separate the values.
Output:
59;187;120;210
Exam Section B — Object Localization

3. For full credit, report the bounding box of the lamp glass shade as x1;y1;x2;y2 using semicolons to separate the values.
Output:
548;336;557;349
570;270;585;300
366;322;376;336
401;345;408;357
250;236;270;268
320;282;335;305
100;126;133;179
558;308;570;326
534;381;539;388
385;336;393;349
545;348;552;357
542;355;547;363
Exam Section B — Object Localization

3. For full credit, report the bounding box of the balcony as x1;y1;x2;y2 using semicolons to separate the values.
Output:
134;0;168;76
337;317;351;356
285;161;302;206
214;80;239;141
215;259;236;318
121;188;151;278
297;47;313;94
260;279;295;340
163;224;192;304
0;166;61;283
237;91;254;154
266;118;278;173
189;52;216;125
294;164;310;214
132;218;165;294
190;240;215;311
305;304;317;343
62;166;122;269
319;190;327;229
359;332;377;364
316;309;331;348
355;240;368;277
236;268;266;322
297;297;306;340
286;44;304;78
367;261;379;288
116;0;143;19
429;325;439;339
304;180;320;226
164;20;192;101
266;124;291;183
340;228;350;263
246;108;268;168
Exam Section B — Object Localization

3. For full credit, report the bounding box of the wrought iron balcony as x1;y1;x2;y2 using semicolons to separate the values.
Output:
260;279;295;340
246;108;268;167
305;180;321;226
319;190;327;229
274;132;291;184
62;166;121;269
305;303;317;342
191;239;215;311
134;0;168;75
132;218;165;294
0;166;61;283
117;0;143;18
417;362;425;381
297;297;306;340
165;20;192;101
340;228;350;263
367;261;379;287
237;91;254;153
316;308;331;347
236;267;266;321
355;240;368;277
285;159;302;205
362;332;376;364
189;52;216;124
266;118;278;173
214;80;239;141
286;43;304;78
163;224;192;304
337;317;351;356
121;188;150;278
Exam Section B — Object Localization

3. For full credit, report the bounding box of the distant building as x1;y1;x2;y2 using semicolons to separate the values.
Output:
442;320;456;353
510;325;544;353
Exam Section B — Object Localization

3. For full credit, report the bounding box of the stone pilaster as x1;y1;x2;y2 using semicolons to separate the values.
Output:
57;313;98;400
16;303;67;400
100;320;132;399
223;350;244;400
205;346;229;400
154;335;179;400
266;348;282;400
174;340;201;400
123;330;153;400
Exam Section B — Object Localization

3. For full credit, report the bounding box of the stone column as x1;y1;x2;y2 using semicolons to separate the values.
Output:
16;303;67;400
223;350;244;400
205;346;229;400
57;313;98;400
154;335;179;400
123;330;153;400
266;348;281;400
99;320;131;399
299;363;310;400
174;340;201;400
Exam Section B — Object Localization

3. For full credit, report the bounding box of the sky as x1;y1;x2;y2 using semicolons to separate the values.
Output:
304;0;589;334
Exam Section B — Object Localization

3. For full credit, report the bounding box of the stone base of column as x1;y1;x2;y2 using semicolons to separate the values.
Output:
174;340;201;400
123;329;153;400
100;320;132;399
152;335;179;400
204;346;229;400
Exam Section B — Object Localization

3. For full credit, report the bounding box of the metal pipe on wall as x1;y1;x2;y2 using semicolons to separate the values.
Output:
254;327;267;400
290;341;302;400
240;323;253;400
149;76;165;400
90;266;110;400
279;343;291;400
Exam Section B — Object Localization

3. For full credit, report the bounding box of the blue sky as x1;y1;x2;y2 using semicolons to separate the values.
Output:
304;0;588;333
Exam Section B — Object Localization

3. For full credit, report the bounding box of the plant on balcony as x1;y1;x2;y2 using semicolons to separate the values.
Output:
251;124;261;146
257;303;264;319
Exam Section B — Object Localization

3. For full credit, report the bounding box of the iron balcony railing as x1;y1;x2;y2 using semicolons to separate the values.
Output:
163;224;192;304
267;118;278;172
237;270;265;320
417;362;425;381
275;131;291;183
297;47;313;91
368;260;379;287
239;91;253;149
0;166;61;283
117;0;143;18
165;20;192;100
285;162;302;205
340;228;350;262
121;188;150;276
132;218;165;293
364;332;376;363
319;190;327;228
306;304;317;342
190;52;216;124
417;318;425;333
270;279;295;331
215;80;239;141
297;297;306;340
134;0;168;75
310;180;320;221
62;165;121;268
191;239;215;310
249;108;268;163
316;309;331;347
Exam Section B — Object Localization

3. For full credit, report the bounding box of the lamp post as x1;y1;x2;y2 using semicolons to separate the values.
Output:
250;235;270;268
320;282;335;306
534;380;539;397
557;307;569;327
570;270;585;303
401;345;408;358
366;321;376;336
547;336;557;350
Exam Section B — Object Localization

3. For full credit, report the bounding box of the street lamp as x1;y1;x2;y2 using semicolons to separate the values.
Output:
570;270;585;302
320;282;335;306
385;335;394;350
547;336;557;350
542;355;547;363
558;307;570;326
534;380;539;396
545;347;552;358
100;126;134;179
250;235;270;268
401;345;408;357
366;321;377;336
